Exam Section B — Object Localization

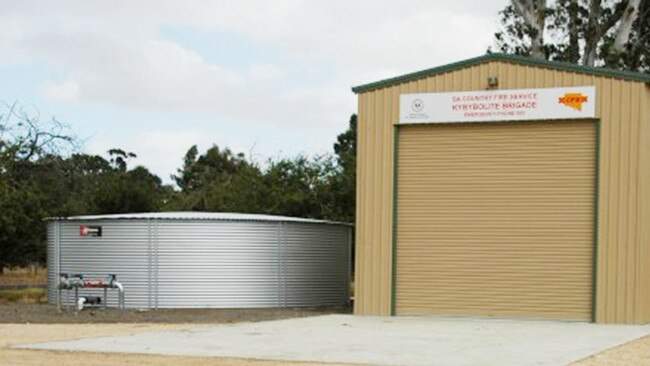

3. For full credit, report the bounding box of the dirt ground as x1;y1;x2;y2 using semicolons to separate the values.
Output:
0;303;348;324
0;267;47;288
571;334;650;365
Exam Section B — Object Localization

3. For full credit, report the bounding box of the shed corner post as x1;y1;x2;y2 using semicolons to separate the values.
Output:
391;125;400;316
592;119;602;323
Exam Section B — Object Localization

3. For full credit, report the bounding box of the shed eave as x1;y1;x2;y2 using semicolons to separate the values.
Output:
351;53;650;94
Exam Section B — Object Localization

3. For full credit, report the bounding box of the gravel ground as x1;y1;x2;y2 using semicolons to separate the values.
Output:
0;303;349;324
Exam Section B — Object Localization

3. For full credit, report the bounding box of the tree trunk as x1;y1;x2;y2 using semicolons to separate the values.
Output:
566;0;580;63
512;0;548;59
584;0;641;66
624;2;650;71
583;0;601;66
613;0;641;53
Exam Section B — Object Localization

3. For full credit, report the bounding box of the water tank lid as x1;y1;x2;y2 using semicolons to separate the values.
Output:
44;211;351;226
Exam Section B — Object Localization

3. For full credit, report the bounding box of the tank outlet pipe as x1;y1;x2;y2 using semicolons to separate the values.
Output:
77;297;86;311
108;274;125;309
76;296;102;311
113;280;125;309
57;273;126;311
58;273;85;311
58;273;85;290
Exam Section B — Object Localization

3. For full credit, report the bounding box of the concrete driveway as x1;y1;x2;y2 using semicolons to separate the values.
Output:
19;315;650;366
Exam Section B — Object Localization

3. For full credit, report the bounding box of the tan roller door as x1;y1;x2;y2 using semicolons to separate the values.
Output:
395;120;596;320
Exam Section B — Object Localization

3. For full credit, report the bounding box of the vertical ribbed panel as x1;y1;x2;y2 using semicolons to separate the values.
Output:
396;121;595;320
155;221;280;308
354;59;650;323
639;85;650;322
54;221;151;308
46;221;59;302
283;223;350;307
354;84;397;315
48;219;351;309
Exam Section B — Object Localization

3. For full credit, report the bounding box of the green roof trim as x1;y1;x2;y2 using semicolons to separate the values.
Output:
351;53;650;93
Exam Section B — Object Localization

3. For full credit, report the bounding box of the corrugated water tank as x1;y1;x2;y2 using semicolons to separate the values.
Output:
47;212;352;309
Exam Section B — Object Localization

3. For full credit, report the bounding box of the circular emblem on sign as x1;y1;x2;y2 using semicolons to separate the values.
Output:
411;99;424;112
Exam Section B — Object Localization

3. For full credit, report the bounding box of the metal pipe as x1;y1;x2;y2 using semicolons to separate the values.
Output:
57;273;125;310
77;297;86;311
113;280;125;309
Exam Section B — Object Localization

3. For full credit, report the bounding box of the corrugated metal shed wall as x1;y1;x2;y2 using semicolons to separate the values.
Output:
354;59;650;323
640;85;650;322
49;219;350;308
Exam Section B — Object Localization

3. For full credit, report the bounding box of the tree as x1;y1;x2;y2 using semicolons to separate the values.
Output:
0;102;76;166
0;102;76;269
93;164;167;214
173;145;199;191
169;145;266;212
0;180;47;271
87;149;167;214
0;101;173;268
107;149;137;172
494;0;647;70
264;155;334;218
606;0;650;71
511;0;547;58
319;114;357;223
0;104;359;269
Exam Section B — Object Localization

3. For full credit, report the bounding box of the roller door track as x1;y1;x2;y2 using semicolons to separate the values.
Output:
395;120;596;321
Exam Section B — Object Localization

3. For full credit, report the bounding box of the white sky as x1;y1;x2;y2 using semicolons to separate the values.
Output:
0;0;507;183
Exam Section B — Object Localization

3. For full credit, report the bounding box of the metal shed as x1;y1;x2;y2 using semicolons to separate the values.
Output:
47;212;351;309
352;53;650;324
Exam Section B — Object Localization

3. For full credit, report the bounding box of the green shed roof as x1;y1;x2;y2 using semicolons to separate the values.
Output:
351;53;650;94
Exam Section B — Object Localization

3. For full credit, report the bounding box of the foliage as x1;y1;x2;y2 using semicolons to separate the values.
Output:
169;145;266;212
169;115;357;221
493;0;649;72
0;180;46;270
263;154;335;218
0;103;75;269
0;103;172;267
322;114;357;223
0;103;358;268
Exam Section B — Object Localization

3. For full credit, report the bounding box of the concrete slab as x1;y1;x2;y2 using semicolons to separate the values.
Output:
19;315;650;366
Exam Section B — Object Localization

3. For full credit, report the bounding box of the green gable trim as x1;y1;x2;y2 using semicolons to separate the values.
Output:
351;53;650;94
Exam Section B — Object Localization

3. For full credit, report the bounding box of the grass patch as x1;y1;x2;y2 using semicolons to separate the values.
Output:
0;287;47;304
0;266;47;287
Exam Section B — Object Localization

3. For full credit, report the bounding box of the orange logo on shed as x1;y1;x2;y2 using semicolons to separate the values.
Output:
559;93;588;111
